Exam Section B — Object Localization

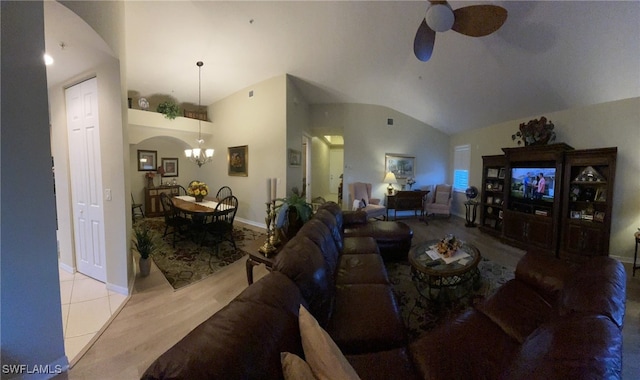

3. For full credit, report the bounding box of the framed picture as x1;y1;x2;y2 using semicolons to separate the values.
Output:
161;158;178;177
486;196;493;205
594;211;605;222
570;211;582;219
487;168;499;178
595;188;607;202
385;154;415;179
288;149;302;167
228;145;248;176
498;168;506;179
137;150;157;171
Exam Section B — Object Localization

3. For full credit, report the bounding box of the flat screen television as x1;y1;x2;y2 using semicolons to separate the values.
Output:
510;167;556;203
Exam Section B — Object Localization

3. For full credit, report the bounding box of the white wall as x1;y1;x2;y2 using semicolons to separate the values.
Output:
286;75;312;197
311;137;332;199
311;103;450;209
1;0;67;371
202;75;288;225
451;97;640;262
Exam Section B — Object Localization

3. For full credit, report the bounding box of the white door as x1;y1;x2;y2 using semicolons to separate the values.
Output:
329;148;344;193
65;78;106;282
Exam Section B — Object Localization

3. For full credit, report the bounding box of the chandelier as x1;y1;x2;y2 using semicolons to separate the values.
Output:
185;61;214;167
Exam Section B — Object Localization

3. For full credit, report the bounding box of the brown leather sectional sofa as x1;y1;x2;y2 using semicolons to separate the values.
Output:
142;201;627;379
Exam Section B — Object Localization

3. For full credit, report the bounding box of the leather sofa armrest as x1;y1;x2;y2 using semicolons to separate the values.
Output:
343;210;368;226
515;252;575;300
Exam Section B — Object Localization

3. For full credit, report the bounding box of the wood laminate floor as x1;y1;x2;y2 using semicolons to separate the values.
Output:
58;215;640;379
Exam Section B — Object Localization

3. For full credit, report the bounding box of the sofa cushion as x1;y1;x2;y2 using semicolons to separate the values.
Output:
503;314;623;379
515;252;575;304
559;256;626;328
409;309;520;380
343;236;379;255
475;279;553;343
274;236;334;326
313;209;344;252
336;254;389;285
346;347;420;380
345;221;413;261
141;272;304;380
296;218;340;277
299;305;361;380
327;284;406;354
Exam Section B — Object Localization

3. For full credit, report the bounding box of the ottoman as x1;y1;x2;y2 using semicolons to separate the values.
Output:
344;221;413;261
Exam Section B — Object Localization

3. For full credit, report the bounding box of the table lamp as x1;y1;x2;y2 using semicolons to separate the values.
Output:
384;172;398;195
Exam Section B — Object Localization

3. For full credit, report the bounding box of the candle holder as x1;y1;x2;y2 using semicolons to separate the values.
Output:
259;201;277;257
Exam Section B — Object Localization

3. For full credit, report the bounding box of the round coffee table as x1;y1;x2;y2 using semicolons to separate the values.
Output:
408;239;482;302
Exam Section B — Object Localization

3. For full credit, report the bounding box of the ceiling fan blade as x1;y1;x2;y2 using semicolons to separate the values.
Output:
452;5;508;37
414;18;436;62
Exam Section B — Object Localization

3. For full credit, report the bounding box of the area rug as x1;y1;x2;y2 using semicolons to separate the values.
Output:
386;258;514;340
142;218;265;290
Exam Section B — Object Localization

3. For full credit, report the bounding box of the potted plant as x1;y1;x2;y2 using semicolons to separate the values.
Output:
275;190;313;239
157;100;181;120
133;223;155;277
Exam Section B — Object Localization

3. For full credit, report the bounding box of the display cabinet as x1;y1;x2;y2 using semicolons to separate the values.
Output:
501;143;573;256
559;147;617;261
479;155;506;237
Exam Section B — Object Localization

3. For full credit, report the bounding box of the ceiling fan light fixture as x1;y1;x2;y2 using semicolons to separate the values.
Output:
426;4;454;32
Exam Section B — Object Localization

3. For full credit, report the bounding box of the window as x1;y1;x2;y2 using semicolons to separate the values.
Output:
453;144;470;192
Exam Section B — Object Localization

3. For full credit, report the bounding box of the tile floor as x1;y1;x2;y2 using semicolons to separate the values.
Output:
58;267;128;365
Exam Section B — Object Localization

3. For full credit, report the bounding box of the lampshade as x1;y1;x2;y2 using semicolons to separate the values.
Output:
383;172;398;184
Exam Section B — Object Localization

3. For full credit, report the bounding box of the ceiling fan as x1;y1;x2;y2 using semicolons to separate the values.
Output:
414;1;508;62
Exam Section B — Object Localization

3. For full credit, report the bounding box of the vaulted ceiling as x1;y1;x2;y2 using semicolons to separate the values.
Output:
45;1;640;135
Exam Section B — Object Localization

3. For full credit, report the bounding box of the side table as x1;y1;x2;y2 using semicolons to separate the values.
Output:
246;249;279;285
634;231;640;277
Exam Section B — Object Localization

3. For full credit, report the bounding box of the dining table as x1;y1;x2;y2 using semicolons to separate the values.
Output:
172;195;222;216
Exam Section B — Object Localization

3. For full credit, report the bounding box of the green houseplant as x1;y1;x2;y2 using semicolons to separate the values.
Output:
157;101;181;120
133;223;155;276
275;190;313;239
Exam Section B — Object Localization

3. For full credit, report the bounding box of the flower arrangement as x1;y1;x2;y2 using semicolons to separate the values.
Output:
406;177;416;189
512;116;556;146
435;235;462;258
187;181;209;201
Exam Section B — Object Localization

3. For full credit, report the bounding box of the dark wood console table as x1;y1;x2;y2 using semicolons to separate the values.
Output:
144;185;180;217
386;190;429;220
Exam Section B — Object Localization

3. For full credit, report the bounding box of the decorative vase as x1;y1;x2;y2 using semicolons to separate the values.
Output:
146;177;155;189
195;195;204;202
139;257;151;277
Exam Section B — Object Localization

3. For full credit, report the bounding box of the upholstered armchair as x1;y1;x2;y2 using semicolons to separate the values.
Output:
424;184;453;221
348;182;387;220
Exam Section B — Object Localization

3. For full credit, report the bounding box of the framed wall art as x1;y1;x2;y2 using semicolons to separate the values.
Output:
228;145;248;176
288;149;302;167
385;153;415;179
161;158;179;177
137;150;157;171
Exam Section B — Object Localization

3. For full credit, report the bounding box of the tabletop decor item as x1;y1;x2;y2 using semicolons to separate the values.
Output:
511;116;556;146
187;181;209;202
435;234;462;258
144;172;156;188
406;177;416;189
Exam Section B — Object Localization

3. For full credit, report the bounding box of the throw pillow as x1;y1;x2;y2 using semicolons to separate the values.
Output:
435;191;449;205
298;305;361;380
281;352;317;380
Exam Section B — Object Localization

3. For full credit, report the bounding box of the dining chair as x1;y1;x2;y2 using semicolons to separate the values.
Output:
215;186;233;201
159;192;191;247
131;193;145;223
177;185;188;196
202;195;238;256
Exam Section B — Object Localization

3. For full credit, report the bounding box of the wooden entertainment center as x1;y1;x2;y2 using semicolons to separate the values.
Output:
479;143;617;261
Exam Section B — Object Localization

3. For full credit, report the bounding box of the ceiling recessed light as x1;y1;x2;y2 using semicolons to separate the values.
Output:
44;54;54;65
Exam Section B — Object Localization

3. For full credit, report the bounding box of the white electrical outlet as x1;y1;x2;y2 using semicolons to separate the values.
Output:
105;188;112;201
